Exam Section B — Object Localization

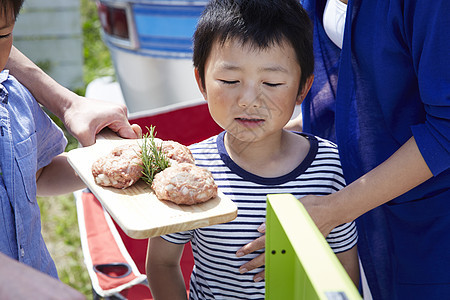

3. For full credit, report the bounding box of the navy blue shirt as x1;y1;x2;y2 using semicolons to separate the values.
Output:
0;70;67;278
302;0;450;298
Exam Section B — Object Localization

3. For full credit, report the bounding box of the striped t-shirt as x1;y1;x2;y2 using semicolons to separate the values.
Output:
162;131;358;300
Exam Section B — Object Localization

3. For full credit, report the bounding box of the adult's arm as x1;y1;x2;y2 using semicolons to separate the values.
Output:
0;252;85;300
304;0;449;235
300;137;433;236
6;46;138;146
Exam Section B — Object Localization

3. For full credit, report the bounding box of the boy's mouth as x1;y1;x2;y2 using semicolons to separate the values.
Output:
235;117;265;126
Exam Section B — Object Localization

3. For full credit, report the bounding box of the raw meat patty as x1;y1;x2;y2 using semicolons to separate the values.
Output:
92;144;143;189
151;163;217;205
160;140;195;165
92;140;194;189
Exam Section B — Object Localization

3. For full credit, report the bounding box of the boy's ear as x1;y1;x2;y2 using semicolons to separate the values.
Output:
296;75;314;105
194;68;208;100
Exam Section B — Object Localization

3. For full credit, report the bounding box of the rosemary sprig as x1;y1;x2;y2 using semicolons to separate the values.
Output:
139;126;170;185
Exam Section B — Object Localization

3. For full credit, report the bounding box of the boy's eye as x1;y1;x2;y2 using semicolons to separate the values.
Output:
264;82;283;87
219;79;239;85
0;33;11;39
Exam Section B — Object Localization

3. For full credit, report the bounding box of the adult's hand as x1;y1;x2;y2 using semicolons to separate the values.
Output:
0;253;85;300
6;46;141;146
284;111;302;132
62;95;142;146
236;223;266;282
298;194;339;237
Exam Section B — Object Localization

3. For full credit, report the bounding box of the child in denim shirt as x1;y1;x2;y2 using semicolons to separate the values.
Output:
0;0;85;278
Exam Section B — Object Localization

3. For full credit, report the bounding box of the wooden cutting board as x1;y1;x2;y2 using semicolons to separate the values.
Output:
67;130;237;239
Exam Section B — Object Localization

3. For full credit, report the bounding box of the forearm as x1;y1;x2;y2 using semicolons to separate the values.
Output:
334;137;433;223
335;246;359;288
7;47;138;146
36;153;85;196
146;237;187;300
147;263;187;300
6;46;75;120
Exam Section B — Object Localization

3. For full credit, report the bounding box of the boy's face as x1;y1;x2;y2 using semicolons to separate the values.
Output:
0;11;14;72
195;38;312;143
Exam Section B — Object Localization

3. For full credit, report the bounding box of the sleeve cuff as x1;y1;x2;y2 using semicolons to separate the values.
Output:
411;123;450;176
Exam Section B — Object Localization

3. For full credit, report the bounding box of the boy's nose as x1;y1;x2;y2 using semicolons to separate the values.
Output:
238;85;262;108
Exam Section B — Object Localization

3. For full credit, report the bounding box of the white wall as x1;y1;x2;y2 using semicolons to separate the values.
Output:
13;0;84;90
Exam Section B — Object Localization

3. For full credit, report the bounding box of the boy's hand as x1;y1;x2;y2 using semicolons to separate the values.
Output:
236;222;266;282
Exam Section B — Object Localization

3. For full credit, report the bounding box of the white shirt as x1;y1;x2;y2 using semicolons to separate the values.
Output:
323;0;347;49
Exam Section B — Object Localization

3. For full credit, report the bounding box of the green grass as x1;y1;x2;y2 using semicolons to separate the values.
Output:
81;0;115;85
39;0;115;298
38;195;92;297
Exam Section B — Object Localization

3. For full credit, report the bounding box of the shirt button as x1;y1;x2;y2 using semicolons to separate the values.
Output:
0;90;7;104
20;246;25;258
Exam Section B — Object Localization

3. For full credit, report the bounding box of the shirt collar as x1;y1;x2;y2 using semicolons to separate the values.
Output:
0;69;9;84
0;70;9;104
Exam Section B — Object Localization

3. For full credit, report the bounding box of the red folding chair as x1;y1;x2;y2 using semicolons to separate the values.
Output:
75;100;222;299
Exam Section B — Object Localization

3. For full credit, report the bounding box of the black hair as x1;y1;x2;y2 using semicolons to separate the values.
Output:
193;0;314;91
0;0;24;22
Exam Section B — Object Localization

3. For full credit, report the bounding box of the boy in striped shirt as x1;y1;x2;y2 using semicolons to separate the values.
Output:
146;0;359;299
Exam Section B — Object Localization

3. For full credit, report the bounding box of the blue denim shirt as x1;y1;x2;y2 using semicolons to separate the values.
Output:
0;70;67;278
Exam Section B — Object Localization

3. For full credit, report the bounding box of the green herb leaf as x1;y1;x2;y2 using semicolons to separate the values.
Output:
139;126;170;185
